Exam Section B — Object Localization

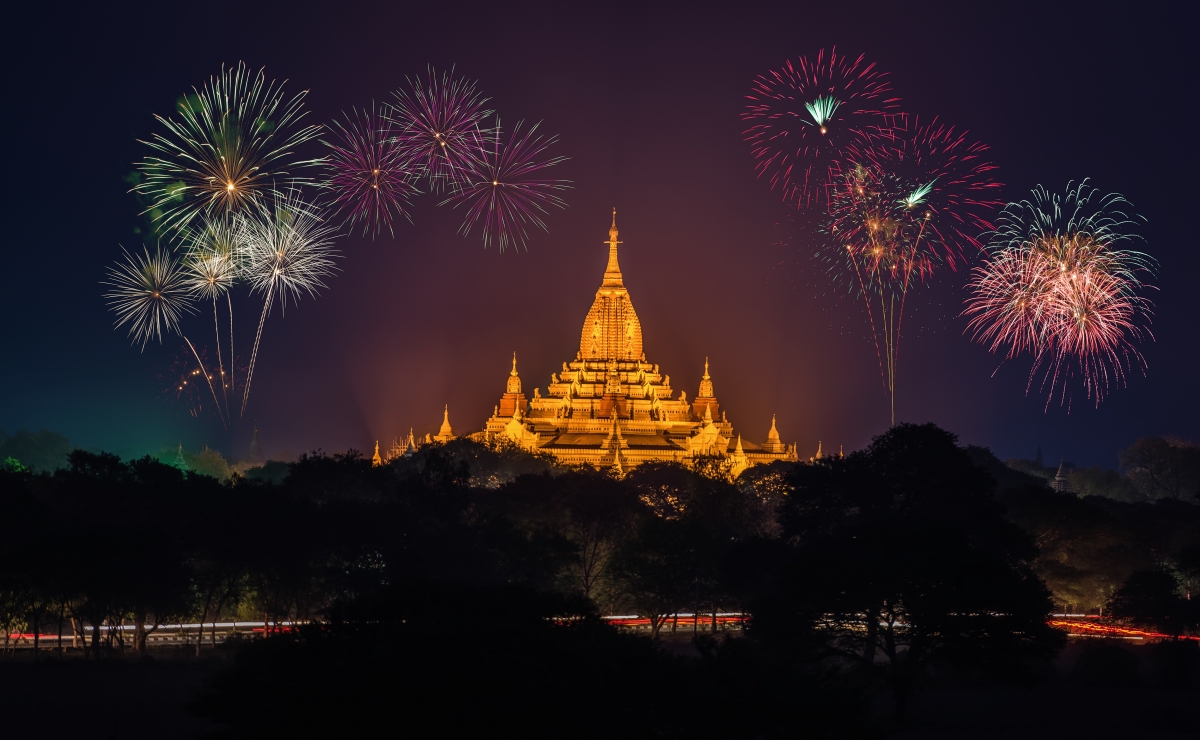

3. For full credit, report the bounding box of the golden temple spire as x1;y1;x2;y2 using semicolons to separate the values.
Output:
602;208;623;288
768;414;780;443
698;356;714;398
506;352;522;394
435;404;455;442
372;441;381;467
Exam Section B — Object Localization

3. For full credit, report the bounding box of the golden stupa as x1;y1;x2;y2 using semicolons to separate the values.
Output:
465;210;798;475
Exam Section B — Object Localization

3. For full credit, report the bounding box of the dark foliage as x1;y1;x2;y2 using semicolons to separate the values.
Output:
740;424;1065;718
1108;566;1199;638
4;426;1200;735
191;579;863;739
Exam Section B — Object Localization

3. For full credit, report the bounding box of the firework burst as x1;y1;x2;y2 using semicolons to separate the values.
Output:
441;119;570;251
237;189;339;413
837;116;1003;271
133;62;322;236
743;48;899;208
323;103;420;236
104;246;195;349
816;119;1000;425
964;181;1156;407
389;67;492;193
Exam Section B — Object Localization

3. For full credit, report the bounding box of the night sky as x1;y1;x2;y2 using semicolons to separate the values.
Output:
2;2;1192;468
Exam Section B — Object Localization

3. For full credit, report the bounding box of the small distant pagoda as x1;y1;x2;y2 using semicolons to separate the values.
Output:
451;210;799;474
247;425;265;466
172;443;189;472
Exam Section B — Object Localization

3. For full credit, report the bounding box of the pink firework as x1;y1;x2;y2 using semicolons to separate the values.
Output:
964;182;1156;408
389;67;492;193
847;115;1003;271
743;48;900;208
323;104;420;237
441;119;570;251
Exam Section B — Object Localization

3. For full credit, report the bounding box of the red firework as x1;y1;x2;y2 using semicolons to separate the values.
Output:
847;115;1003;271
964;183;1156;407
743;48;900;208
323;104;420;237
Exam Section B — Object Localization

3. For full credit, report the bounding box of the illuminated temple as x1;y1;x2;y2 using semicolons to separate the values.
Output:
395;211;799;474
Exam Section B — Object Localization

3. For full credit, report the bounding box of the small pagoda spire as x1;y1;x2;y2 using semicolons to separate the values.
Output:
698;356;715;398
768;415;780;443
602;208;624;288
703;403;713;423
735;435;745;455
172;442;188;472
371;441;382;467
506;352;522;394
435;404;455;442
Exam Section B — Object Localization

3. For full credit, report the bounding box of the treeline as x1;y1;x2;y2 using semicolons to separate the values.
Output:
2;424;1199;735
1007;435;1200;502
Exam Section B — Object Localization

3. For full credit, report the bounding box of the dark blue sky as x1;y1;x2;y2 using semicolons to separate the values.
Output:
2;1;1193;467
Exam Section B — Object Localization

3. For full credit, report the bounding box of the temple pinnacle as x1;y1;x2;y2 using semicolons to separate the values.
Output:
603;208;623;287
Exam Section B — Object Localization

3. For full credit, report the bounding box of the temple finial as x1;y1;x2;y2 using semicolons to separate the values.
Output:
703;357;710;379
603;208;623;287
511;352;518;376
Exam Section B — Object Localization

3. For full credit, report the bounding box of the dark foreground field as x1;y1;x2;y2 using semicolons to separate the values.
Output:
0;638;1195;739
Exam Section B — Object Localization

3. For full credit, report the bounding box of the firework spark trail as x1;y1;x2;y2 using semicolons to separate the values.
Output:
182;336;226;428
441;119;570;251
742;47;900;208
182;216;240;417
389;67;492;194
133;62;323;236
323;103;421;237
819;119;1001;424
964;181;1156;408
237;189;339;414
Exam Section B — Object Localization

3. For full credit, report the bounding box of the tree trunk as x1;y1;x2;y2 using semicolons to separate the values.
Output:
862;610;878;664
32;610;39;658
649;614;664;639
90;618;101;658
134;610;147;656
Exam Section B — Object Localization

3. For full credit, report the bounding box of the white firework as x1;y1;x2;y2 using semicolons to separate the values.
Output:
104;246;195;349
237;189;339;412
